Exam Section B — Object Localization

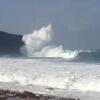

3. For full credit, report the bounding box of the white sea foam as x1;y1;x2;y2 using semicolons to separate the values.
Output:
22;25;78;59
0;58;100;99
0;58;100;91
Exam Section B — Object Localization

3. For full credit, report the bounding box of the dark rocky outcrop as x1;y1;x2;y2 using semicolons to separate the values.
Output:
0;31;24;56
0;89;80;100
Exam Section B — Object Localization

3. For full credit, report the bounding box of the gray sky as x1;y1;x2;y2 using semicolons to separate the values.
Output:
0;0;100;49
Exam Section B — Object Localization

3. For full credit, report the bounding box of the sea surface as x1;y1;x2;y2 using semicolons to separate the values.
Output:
0;25;100;100
0;57;100;100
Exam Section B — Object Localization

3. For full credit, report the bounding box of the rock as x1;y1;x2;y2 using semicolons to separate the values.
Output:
0;89;80;100
0;31;24;56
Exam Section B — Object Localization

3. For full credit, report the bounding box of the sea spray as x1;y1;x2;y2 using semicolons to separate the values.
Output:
0;58;100;92
22;24;78;59
22;24;52;56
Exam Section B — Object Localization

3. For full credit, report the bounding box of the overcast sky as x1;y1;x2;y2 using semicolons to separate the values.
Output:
0;0;100;49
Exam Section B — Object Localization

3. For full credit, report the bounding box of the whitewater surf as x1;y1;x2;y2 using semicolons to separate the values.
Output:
0;25;100;100
0;24;100;61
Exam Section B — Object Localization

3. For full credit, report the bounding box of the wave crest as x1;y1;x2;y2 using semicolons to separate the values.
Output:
21;24;100;61
22;24;78;59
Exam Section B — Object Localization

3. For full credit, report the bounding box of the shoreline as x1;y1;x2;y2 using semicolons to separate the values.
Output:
0;89;80;100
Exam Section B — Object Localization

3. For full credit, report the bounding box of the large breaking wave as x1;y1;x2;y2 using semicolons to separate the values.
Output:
22;24;100;61
22;24;78;59
0;24;100;61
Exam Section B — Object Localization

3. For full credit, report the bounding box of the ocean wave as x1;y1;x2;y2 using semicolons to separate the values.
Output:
0;58;100;92
22;24;100;61
21;24;78;60
0;25;100;61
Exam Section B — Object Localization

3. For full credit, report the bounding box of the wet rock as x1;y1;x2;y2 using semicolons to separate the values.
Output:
0;89;80;100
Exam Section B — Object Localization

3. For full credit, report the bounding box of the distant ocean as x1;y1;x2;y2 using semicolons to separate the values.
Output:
0;25;100;100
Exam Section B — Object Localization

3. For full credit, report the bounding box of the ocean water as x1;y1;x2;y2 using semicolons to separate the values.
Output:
0;57;100;100
0;25;100;100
